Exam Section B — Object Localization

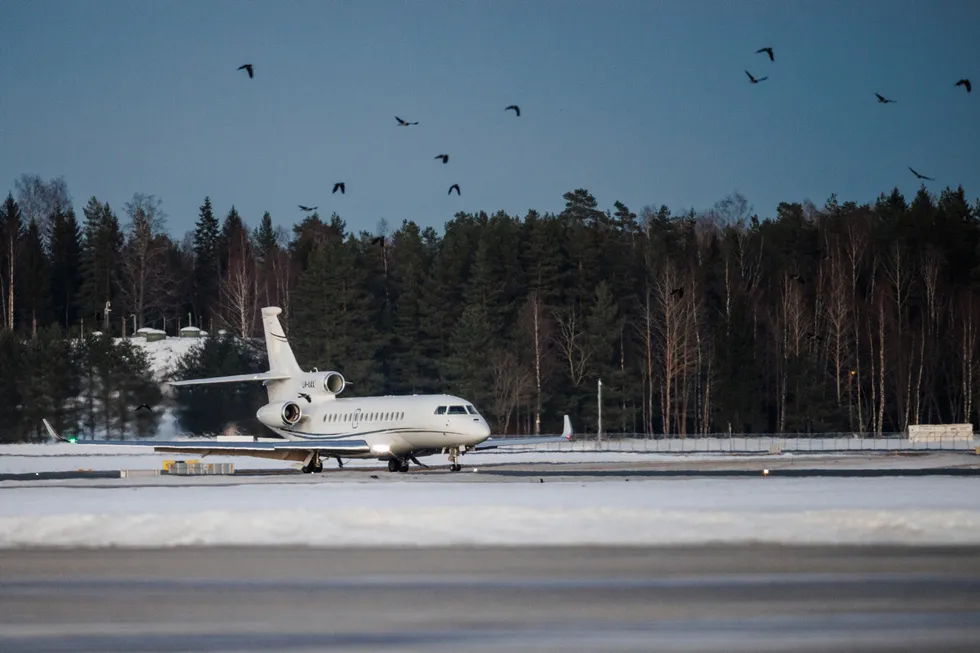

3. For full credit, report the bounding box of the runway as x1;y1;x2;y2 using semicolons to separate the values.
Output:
2;545;979;652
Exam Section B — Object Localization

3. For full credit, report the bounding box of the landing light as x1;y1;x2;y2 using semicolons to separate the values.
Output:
371;444;391;454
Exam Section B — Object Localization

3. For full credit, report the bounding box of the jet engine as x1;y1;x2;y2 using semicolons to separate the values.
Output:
322;371;346;395
256;400;304;428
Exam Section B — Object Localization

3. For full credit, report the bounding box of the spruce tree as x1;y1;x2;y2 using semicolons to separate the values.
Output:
0;193;23;331
192;197;220;329
254;211;277;263
16;218;49;335
80;198;124;334
49;207;83;330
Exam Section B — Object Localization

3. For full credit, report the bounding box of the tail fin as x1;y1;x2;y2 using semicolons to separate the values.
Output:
262;307;302;376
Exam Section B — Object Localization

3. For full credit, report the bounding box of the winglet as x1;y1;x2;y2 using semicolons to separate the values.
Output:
562;415;573;440
42;419;73;443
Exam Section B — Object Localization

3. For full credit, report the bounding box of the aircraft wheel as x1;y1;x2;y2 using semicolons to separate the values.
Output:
398;460;410;473
301;464;312;474
450;463;462;472
388;459;400;473
313;460;323;473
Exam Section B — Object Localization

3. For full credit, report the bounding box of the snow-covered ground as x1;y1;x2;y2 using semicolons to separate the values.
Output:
0;477;978;548
132;335;201;382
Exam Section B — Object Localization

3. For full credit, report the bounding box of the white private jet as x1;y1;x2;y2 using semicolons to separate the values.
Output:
43;306;573;473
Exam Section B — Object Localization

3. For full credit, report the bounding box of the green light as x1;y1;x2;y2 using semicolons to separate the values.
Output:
68;437;77;444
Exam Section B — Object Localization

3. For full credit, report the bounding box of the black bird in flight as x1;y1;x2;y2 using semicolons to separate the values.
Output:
756;47;774;61
505;105;521;117
135;404;153;412
298;393;311;403
371;236;385;248
670;287;684;299
875;93;896;104
395;116;419;126
908;167;934;181
956;79;972;93
745;70;768;84
237;64;254;79
298;205;317;212
448;184;461;196
332;182;345;194
435;154;449;164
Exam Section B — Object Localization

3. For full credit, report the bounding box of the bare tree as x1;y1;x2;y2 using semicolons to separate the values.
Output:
553;304;590;388
220;229;259;339
15;174;70;240
882;241;914;431
519;291;553;434
822;241;851;406
121;194;167;329
489;349;531;433
651;262;696;435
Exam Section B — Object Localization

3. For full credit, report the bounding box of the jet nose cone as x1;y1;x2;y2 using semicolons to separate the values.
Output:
477;420;491;439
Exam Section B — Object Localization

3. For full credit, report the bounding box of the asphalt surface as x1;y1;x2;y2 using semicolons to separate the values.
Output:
2;545;979;652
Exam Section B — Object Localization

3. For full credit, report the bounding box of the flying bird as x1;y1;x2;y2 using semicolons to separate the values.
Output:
237;64;254;79
435;154;449;164
505;105;521;116
135;404;153;412
371;236;385;247
298;205;317;212
332;182;345;194
745;70;768;84
756;47;774;61
908;167;934;181
395;116;418;126
875;93;896;104
448;184;460;196
956;79;972;93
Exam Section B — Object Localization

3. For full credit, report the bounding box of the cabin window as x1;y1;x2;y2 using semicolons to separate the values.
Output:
435;406;447;415
466;405;478;415
448;405;467;415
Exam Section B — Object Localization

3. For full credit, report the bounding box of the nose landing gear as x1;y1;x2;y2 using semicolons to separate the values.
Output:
448;447;462;472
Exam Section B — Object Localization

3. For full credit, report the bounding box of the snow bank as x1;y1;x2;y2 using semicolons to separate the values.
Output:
0;477;977;548
130;336;202;382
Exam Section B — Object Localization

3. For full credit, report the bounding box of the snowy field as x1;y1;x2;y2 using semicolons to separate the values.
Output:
0;477;978;548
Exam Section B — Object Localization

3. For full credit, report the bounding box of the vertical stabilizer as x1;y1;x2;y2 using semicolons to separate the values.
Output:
262;307;302;376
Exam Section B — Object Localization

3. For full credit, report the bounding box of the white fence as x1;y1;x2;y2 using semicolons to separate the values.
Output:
513;434;980;454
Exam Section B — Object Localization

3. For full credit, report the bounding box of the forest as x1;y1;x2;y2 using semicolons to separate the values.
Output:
1;173;979;443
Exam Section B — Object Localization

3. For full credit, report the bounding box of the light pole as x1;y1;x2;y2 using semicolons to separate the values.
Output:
597;378;603;444
103;301;111;331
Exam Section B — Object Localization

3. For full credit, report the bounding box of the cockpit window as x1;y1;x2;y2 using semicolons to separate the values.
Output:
435;406;447;415
466;405;478;415
448;405;467;415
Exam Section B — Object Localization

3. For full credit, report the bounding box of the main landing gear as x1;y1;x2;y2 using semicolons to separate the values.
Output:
448;447;462;472
301;452;324;474
387;458;410;473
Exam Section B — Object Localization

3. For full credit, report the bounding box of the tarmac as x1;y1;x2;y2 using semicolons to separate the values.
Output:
1;545;979;652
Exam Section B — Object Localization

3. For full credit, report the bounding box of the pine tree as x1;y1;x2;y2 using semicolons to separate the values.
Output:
49;207;83;330
192;197;220;329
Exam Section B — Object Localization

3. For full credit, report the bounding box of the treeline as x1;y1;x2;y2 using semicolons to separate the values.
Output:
2;173;980;441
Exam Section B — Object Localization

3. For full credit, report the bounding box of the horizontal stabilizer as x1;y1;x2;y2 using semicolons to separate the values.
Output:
168;372;292;387
474;414;573;450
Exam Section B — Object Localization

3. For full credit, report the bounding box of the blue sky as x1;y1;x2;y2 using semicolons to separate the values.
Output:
1;0;977;238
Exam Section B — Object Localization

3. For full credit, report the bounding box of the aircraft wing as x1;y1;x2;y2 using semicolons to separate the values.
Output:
474;414;573;450
42;420;371;456
168;371;292;386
